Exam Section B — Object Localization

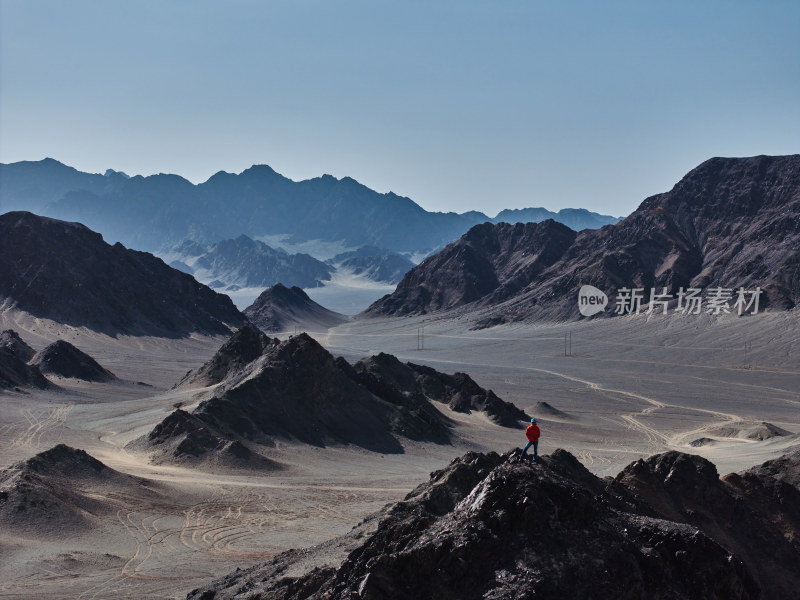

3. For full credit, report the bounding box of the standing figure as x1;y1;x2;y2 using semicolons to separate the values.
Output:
520;418;540;464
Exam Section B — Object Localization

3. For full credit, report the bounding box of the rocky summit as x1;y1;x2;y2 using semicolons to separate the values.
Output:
368;155;800;321
187;449;800;600
0;211;246;336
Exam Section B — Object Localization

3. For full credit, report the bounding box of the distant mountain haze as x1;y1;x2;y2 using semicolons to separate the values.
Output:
0;159;621;256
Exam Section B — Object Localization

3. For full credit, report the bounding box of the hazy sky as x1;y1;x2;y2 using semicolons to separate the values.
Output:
1;1;798;217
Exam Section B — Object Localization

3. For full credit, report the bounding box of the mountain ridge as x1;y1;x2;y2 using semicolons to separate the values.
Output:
0;158;622;255
368;154;800;321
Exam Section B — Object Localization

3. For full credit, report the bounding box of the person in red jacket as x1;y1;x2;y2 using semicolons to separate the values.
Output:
520;418;540;463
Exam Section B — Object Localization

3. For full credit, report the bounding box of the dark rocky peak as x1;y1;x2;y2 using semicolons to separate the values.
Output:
261;332;342;372
643;154;800;216
16;444;110;480
178;324;276;388
351;352;422;399
31;340;115;381
0;329;35;362
0;345;54;391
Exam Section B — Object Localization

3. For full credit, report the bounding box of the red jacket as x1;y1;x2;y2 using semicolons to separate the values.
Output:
526;423;540;442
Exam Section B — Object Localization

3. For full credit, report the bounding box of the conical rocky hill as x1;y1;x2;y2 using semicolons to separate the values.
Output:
0;444;161;536
243;283;347;334
31;340;116;381
368;155;800;321
0;211;245;336
187;448;800;600
0;329;52;390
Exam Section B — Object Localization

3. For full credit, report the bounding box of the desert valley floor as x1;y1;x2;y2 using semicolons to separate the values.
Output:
1;309;798;599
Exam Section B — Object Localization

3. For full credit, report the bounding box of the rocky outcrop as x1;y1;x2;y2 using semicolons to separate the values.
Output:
189;448;800;600
368;155;800;321
31;340;115;381
0;212;246;336
617;451;800;599
141;409;282;471
243;284;347;334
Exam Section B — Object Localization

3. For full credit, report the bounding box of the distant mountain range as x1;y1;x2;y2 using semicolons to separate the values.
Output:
164;235;334;291
0;159;621;258
368;155;800;322
0;212;245;337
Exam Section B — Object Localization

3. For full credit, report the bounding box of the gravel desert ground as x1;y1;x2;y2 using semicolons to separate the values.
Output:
1;308;798;599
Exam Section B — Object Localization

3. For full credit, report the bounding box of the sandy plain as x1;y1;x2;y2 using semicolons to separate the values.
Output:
1;307;798;599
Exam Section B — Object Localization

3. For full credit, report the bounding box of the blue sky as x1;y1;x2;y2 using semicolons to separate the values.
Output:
1;1;798;217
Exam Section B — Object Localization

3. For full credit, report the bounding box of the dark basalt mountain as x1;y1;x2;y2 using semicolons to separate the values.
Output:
30;340;116;382
368;155;800;321
0;444;161;535
187;449;800;600
243;284;348;333
1;158;624;255
369;219;577;317
172;235;333;290
328;246;415;284
0;212;246;337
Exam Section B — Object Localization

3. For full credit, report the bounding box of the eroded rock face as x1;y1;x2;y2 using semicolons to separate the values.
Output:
368;155;800;321
188;449;800;600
